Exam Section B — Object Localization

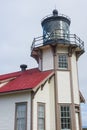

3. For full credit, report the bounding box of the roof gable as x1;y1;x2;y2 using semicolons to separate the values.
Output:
0;68;54;94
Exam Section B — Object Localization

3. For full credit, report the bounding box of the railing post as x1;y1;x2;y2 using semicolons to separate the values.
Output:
31;38;35;51
74;34;76;43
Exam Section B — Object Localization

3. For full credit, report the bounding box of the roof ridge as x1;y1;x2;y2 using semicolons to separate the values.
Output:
0;67;39;81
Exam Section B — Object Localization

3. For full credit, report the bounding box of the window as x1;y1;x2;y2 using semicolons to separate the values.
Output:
60;106;71;130
37;103;45;130
15;102;27;130
58;54;68;69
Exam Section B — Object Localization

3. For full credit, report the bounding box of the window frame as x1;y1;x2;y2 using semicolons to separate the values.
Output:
60;105;71;130
15;102;27;130
58;53;69;70
37;102;46;130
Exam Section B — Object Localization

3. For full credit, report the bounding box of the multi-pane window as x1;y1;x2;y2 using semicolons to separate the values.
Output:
38;103;45;130
60;106;71;130
58;54;68;69
15;102;27;130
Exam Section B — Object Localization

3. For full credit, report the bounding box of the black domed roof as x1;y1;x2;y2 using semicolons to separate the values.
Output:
53;9;58;16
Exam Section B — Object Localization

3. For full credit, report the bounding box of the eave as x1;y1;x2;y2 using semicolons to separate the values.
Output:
79;91;85;103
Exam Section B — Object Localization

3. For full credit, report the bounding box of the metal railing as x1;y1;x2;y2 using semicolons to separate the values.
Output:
31;33;84;52
41;13;71;23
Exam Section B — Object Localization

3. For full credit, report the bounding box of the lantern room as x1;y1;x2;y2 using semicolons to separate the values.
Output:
31;10;84;63
41;9;71;43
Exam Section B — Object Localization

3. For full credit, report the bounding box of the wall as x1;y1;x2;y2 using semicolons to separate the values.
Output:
75;113;80;130
56;47;80;104
57;47;71;103
42;47;54;71
33;76;56;130
71;53;80;104
57;71;71;103
0;92;31;130
57;46;68;53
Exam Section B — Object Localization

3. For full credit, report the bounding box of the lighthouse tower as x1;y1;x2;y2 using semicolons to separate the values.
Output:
31;10;85;130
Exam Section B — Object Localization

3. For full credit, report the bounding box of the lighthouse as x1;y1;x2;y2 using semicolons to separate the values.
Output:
31;9;85;130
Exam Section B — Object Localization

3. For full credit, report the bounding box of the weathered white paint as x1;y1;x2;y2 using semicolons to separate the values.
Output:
0;92;31;130
38;57;42;71
75;113;80;130
57;46;68;53
71;53;80;104
57;71;71;103
49;77;56;130
33;77;56;130
0;82;8;88
42;47;54;71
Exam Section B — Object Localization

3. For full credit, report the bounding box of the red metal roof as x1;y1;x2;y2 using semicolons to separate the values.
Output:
0;68;53;94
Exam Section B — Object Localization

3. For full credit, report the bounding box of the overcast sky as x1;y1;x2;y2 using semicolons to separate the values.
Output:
0;0;87;127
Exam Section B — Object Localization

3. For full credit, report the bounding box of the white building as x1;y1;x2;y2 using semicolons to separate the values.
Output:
0;9;85;130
